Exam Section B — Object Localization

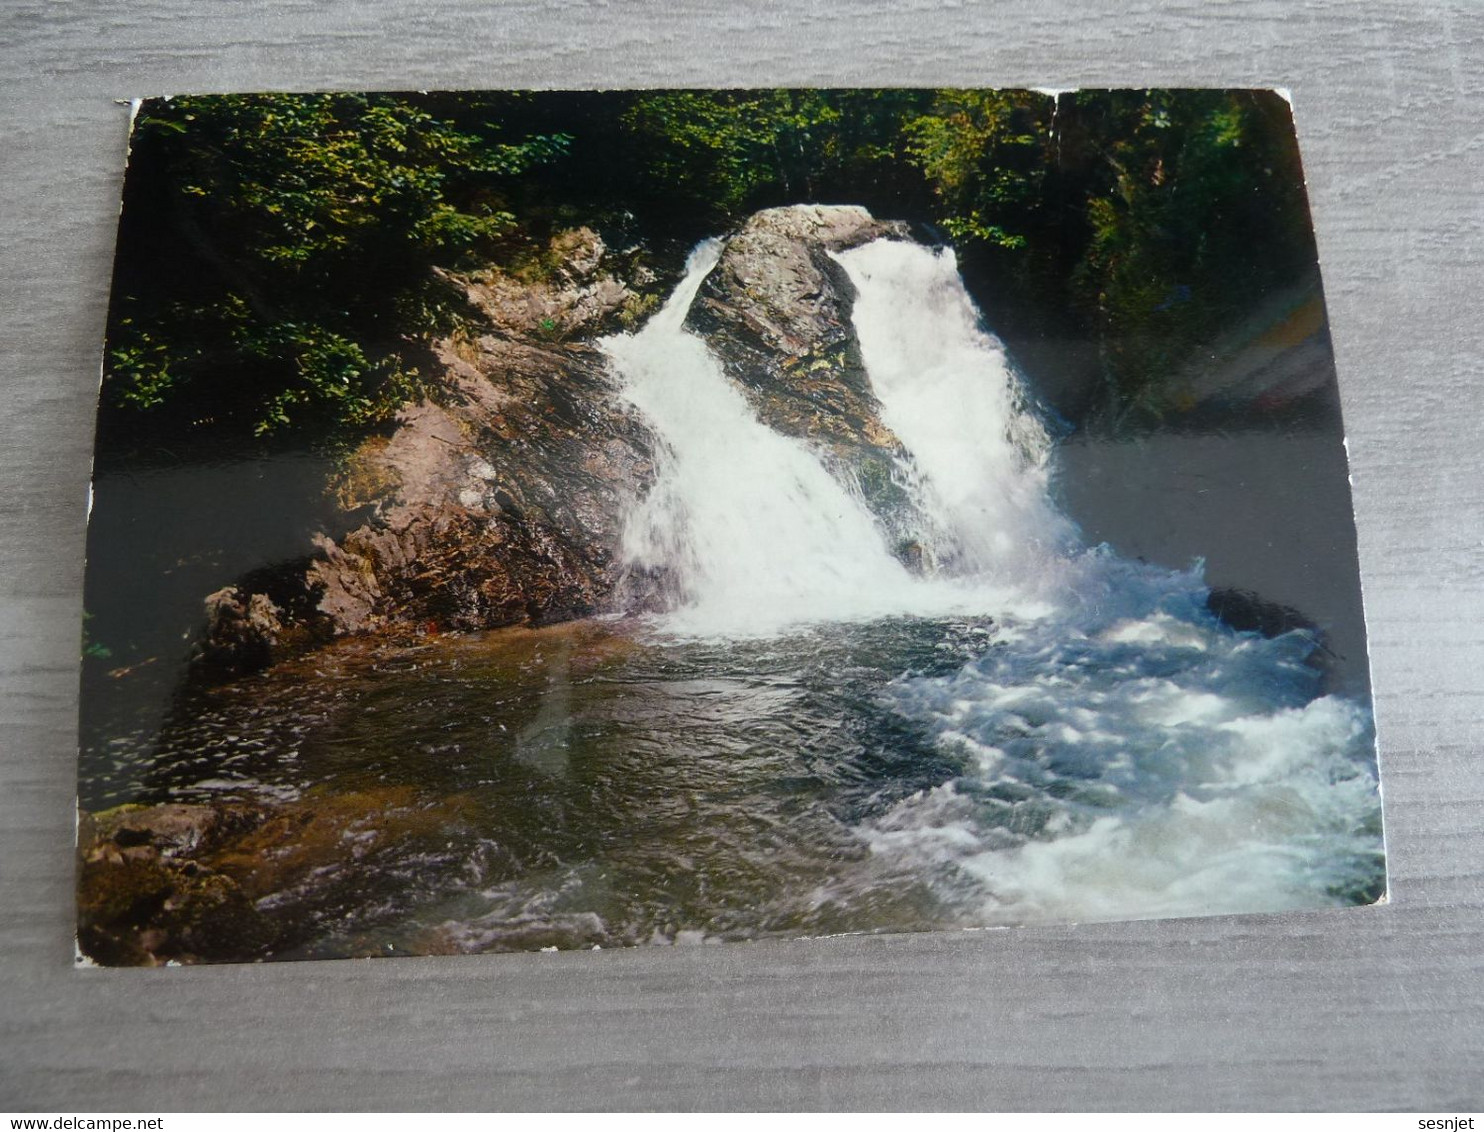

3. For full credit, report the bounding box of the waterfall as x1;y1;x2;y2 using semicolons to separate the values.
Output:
601;235;1075;635
90;220;1379;960
600;241;917;636
600;227;1381;924
832;239;1078;576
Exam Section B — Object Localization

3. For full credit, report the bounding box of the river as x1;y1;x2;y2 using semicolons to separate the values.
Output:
78;233;1385;959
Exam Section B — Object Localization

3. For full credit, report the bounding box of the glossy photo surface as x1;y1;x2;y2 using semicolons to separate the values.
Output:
78;90;1384;965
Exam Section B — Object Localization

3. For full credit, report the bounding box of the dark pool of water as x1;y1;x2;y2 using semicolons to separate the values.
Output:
80;616;1003;959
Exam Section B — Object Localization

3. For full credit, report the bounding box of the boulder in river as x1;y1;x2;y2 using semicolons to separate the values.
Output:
684;204;921;538
195;228;663;662
196;208;939;677
76;802;275;965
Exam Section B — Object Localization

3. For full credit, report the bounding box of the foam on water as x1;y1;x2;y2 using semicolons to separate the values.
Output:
602;240;925;636
862;554;1383;922
832;239;1078;577
602;224;1383;925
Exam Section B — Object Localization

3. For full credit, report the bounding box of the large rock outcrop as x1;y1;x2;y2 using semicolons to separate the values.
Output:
306;334;655;637
197;208;930;676
684;205;919;536
197;227;661;670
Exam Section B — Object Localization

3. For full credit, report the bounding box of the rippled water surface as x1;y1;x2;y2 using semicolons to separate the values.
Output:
77;229;1383;960
84;617;995;956
79;596;1383;960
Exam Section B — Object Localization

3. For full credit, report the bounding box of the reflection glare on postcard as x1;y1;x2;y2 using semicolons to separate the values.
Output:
78;90;1385;965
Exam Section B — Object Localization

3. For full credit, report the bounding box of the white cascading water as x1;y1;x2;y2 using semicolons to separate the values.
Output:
601;237;1058;635
601;228;1383;925
832;239;1078;576
836;238;1380;922
602;240;919;636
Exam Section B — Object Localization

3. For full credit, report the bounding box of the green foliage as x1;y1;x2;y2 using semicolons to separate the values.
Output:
1061;90;1315;422
904;90;1051;250
101;88;1317;454
621;92;784;214
81;611;112;661
621;89;932;221
105;92;570;447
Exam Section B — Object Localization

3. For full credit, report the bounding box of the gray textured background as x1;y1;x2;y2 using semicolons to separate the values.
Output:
3;0;1482;1111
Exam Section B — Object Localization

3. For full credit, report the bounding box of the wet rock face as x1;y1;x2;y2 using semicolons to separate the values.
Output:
454;227;649;342
77;789;493;965
202;229;661;659
683;204;918;536
199;207;931;676
76;803;276;966
308;231;661;639
308;334;656;637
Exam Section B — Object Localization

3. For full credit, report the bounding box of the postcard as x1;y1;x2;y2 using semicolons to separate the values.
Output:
77;89;1384;964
